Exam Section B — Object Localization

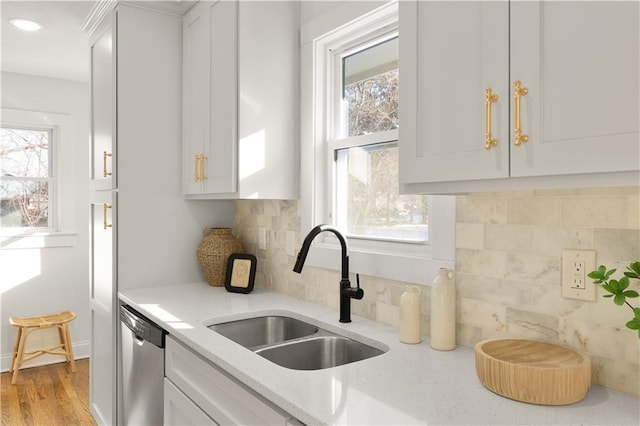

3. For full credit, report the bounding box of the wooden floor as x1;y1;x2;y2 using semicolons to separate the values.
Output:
1;359;96;426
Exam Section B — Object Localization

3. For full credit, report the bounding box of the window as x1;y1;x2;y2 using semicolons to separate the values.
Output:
330;34;429;243
300;1;454;284
1;127;53;229
1;108;76;249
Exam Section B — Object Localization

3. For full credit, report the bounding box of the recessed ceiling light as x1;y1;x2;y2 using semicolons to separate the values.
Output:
9;18;42;32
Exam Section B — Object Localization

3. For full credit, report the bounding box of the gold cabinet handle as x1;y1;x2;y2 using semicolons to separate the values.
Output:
194;154;208;182
199;155;207;181
193;154;207;182
513;80;529;147
484;88;499;150
103;203;112;230
103;151;112;177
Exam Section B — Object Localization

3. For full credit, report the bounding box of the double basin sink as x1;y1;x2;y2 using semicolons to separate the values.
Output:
208;314;386;370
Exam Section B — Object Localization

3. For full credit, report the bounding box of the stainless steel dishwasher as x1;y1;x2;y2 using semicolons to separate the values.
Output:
120;304;167;425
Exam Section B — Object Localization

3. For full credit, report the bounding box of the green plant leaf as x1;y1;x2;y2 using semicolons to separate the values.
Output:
602;282;617;294
625;261;640;279
617;276;630;291
588;270;603;282
614;293;626;305
603;294;613;298
623;290;639;298
605;268;617;279
589;265;608;282
633;307;640;319
625;318;640;330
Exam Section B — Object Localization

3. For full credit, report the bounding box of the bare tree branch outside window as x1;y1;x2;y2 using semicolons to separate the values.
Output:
338;60;428;241
0;128;50;228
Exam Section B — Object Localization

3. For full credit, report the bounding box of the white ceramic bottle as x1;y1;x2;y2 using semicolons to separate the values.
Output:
399;285;422;344
430;268;456;350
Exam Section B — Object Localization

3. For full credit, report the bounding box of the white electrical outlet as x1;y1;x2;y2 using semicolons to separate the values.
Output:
258;227;267;250
571;261;585;289
561;250;596;301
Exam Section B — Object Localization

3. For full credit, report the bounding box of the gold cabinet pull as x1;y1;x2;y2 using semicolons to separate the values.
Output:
103;203;112;230
199;155;207;181
484;88;499;150
103;151;112;177
513;80;529;147
194;154;208;182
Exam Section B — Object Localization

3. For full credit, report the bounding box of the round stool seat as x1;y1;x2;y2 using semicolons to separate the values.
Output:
9;310;76;384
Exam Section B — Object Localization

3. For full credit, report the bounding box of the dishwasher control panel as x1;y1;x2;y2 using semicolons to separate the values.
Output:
120;304;166;347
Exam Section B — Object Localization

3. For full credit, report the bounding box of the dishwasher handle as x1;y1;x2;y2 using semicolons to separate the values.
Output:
120;304;167;348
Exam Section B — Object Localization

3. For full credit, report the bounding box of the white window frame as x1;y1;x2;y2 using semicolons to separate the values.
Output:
300;1;455;285
1;108;77;249
1;126;54;230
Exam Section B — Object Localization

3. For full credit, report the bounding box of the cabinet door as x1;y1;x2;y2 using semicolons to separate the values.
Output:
510;1;639;177
205;0;238;194
165;336;290;425
89;191;117;425
90;13;116;191
399;1;509;184
182;0;237;196
182;2;209;195
164;379;218;426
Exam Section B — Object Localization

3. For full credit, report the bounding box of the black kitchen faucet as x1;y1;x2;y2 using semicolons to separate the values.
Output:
292;224;364;323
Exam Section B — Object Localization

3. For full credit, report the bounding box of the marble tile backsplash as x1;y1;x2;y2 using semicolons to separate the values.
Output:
234;186;640;396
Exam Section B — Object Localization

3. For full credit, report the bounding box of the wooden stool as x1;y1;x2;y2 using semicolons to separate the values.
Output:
9;310;76;384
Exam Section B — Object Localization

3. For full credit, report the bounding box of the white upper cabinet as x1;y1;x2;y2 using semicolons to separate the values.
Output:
510;1;639;177
399;0;639;193
182;0;299;200
399;1;509;184
183;0;237;196
90;14;116;192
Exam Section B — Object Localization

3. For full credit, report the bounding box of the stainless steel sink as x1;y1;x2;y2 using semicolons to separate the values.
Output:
207;313;386;370
208;316;318;349
255;335;384;370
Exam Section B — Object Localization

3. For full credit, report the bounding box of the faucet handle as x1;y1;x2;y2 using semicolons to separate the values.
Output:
345;274;364;300
344;286;364;300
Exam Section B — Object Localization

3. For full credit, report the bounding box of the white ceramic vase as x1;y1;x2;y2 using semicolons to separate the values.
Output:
400;285;422;344
430;268;456;350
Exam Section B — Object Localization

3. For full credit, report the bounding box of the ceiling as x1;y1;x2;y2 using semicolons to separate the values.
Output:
1;1;95;82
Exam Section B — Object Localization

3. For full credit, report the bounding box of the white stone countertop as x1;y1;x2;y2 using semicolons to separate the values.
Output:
119;283;639;425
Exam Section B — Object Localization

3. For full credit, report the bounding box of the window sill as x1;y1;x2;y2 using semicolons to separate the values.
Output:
0;232;78;249
304;241;454;285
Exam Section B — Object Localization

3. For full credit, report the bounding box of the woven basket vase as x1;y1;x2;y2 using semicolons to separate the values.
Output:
196;228;244;287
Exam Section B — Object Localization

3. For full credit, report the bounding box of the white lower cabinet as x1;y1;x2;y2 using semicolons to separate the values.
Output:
164;336;299;425
164;379;217;426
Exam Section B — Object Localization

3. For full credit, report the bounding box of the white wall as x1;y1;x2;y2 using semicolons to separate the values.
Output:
300;1;385;24
1;72;91;370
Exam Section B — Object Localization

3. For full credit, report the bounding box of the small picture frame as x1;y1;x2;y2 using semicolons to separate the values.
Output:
224;253;257;294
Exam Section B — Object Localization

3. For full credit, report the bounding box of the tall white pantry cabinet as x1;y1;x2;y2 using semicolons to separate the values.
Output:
88;9;117;423
86;2;233;424
399;1;639;193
